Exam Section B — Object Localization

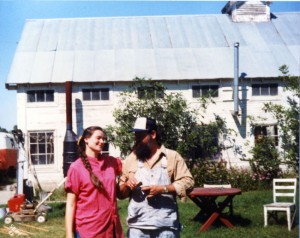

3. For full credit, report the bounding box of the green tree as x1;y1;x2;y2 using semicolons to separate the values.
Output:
178;116;226;162
0;125;17;133
263;65;299;173
249;136;281;180
106;77;224;160
0;126;8;133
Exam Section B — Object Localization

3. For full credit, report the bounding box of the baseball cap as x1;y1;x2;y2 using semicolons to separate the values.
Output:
131;117;157;132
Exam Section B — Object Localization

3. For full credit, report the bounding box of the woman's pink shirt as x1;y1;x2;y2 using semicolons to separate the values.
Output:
65;155;124;238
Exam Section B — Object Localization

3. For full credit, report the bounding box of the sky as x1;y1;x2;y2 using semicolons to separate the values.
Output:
0;0;299;131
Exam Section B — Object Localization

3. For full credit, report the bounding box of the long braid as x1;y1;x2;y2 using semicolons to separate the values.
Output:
82;155;104;190
77;126;104;191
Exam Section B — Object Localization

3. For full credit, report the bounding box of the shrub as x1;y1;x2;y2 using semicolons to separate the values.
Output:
249;137;281;182
190;160;298;191
226;167;258;191
191;161;234;188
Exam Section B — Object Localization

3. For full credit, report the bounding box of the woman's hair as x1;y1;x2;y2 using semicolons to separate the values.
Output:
77;126;105;191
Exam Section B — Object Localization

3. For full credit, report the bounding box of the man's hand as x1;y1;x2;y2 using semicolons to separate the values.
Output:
141;185;164;197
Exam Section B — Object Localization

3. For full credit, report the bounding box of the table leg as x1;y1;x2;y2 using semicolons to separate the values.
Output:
190;197;217;221
219;217;234;228
215;195;235;228
199;212;220;232
197;195;236;232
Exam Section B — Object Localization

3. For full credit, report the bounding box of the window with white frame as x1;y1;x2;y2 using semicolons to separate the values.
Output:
102;141;109;155
252;83;278;96
137;87;164;99
254;125;278;146
27;90;54;103
29;131;54;165
192;85;219;98
82;88;109;101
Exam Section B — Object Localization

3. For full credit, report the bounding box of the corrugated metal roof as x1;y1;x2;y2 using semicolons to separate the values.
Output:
6;12;300;86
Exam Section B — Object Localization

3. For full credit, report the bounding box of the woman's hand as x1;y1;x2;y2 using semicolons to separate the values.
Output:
125;177;142;190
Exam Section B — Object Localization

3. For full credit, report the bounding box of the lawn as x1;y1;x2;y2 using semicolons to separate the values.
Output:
0;190;298;237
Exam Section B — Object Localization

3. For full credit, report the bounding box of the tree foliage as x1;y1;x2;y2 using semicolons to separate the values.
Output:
263;65;299;173
249;137;281;180
0;126;8;133
0;125;17;133
106;77;225;160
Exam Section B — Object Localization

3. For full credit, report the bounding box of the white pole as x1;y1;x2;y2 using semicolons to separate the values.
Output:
298;56;300;236
233;42;239;115
296;53;300;235
16;141;25;195
298;85;300;237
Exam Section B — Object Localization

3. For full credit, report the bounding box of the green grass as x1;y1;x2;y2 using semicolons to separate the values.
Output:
0;190;298;237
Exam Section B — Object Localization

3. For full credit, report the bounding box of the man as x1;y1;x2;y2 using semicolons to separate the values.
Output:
117;117;194;238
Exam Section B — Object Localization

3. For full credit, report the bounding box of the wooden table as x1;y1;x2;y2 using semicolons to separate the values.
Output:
188;187;242;232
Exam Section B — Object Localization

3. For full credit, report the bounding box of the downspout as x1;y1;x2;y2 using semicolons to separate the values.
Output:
63;81;78;177
15;130;25;195
233;42;239;116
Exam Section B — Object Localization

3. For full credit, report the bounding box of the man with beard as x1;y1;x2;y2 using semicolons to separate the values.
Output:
117;117;194;238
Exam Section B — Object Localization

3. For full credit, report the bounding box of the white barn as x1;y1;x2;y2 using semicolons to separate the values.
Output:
5;1;300;189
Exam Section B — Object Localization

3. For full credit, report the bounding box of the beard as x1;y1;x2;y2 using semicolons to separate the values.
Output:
133;139;153;162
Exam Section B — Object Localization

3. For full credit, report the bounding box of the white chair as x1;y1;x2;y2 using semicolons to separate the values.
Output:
264;178;297;231
203;184;233;216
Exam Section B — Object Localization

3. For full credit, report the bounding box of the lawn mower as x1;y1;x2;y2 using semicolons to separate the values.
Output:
3;178;65;224
3;194;48;224
2;130;66;225
3;205;47;224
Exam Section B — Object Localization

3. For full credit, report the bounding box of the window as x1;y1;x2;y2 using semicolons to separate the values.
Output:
252;84;278;96
27;90;54;102
102;142;109;155
82;88;109;101
254;125;278;146
29;131;54;165
192;85;219;98
137;87;164;99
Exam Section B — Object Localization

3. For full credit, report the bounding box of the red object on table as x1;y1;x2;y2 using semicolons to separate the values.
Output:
188;187;242;232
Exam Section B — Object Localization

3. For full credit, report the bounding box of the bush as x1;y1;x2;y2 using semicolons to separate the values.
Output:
226;167;258;191
191;161;260;191
191;160;229;187
190;160;296;191
249;137;281;182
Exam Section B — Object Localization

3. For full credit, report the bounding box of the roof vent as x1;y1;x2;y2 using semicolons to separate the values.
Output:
222;1;271;22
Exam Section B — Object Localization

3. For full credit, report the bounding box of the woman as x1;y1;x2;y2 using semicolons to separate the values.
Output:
65;126;124;238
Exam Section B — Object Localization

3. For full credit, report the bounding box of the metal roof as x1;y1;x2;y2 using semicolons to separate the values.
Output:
6;12;300;87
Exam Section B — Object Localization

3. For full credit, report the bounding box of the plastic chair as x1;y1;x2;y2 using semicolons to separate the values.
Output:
203;184;233;216
264;178;297;231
